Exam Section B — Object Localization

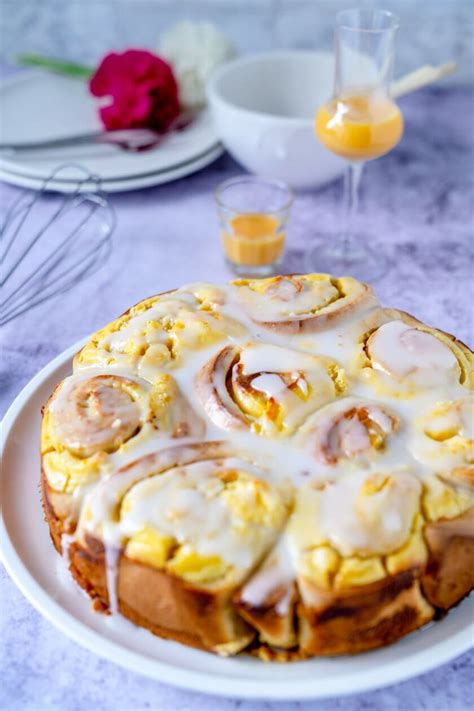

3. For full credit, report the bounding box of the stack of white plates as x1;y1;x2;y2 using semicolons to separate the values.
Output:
0;72;223;192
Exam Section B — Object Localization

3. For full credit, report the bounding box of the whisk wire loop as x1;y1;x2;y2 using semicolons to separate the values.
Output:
0;164;115;326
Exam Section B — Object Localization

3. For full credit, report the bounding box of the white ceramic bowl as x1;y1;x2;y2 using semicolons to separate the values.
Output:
207;51;345;190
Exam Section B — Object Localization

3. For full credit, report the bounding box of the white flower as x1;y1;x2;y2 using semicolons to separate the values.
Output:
159;21;236;109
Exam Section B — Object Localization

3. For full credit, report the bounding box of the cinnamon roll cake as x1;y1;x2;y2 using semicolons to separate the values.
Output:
41;274;474;659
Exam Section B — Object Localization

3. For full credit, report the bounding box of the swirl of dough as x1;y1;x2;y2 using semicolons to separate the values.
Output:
366;321;459;384
231;274;377;333
196;342;344;436
297;397;399;466
49;375;143;457
41;372;205;535
362;312;473;393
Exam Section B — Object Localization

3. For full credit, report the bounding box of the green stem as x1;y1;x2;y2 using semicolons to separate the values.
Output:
16;53;94;79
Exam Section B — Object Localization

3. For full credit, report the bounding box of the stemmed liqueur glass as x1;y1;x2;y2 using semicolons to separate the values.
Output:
311;9;403;282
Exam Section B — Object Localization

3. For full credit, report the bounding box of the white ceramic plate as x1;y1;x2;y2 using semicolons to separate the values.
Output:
0;144;224;193
0;72;222;191
1;341;472;700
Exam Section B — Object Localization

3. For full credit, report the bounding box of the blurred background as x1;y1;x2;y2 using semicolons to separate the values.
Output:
1;0;473;84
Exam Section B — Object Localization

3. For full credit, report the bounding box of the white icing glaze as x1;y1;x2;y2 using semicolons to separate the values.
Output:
44;275;473;619
239;342;327;374
231;276;339;321
319;470;421;556
104;544;121;614
79;450;288;571
56;532;90;597
239;538;296;614
198;341;339;437
409;397;474;472
337;416;371;455
60;532;74;564
251;373;288;399
119;460;280;568
447;400;473;439
74;289;248;382
367;320;459;386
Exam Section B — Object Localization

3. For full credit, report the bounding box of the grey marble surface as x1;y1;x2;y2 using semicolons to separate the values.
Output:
1;86;473;710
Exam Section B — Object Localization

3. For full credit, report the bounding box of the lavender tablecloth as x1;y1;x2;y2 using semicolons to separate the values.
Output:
1;87;473;711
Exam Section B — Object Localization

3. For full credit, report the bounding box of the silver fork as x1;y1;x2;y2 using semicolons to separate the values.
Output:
0;113;196;154
0;128;165;154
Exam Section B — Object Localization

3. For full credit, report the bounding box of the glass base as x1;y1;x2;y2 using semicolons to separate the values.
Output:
305;238;390;283
225;258;280;278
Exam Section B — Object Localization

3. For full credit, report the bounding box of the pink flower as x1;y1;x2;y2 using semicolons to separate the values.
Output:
89;49;180;132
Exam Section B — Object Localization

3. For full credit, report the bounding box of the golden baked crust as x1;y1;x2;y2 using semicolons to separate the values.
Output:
68;534;255;653
422;508;474;609
40;275;474;660
297;571;434;656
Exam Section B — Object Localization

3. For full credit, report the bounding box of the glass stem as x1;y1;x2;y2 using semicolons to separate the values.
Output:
341;161;364;261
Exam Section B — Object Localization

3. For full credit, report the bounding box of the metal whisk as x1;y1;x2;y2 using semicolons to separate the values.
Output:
0;165;115;326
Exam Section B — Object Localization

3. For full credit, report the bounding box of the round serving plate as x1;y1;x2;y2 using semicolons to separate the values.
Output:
1;341;473;700
0;72;223;191
0;143;224;193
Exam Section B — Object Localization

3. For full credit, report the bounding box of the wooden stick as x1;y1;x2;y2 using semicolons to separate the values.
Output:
391;62;458;98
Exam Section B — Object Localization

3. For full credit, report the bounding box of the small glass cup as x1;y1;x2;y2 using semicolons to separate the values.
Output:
214;176;293;277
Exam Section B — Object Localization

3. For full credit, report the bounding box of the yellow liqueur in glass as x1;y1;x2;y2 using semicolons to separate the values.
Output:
312;9;403;282
316;91;403;161
223;213;284;268
215;177;293;277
